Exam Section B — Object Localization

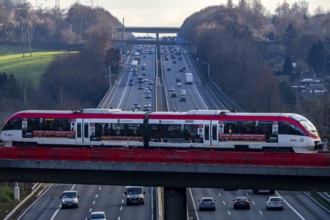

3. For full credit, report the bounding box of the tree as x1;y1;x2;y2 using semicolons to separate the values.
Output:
307;41;327;74
283;55;293;75
279;80;296;105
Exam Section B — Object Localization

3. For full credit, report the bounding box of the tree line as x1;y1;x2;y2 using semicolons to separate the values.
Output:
181;1;330;139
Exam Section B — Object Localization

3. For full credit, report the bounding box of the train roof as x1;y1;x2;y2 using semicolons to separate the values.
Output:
14;109;145;115
150;110;301;117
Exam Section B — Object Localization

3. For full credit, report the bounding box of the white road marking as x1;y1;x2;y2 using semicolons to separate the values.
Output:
277;192;306;220
188;188;200;220
50;184;76;220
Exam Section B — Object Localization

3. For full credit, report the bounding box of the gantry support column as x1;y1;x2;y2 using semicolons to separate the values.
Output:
164;187;187;220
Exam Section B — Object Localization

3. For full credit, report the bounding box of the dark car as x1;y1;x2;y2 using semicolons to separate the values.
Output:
198;197;216;211
233;197;250;209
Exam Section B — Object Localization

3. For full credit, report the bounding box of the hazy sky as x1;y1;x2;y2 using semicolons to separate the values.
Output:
29;0;330;26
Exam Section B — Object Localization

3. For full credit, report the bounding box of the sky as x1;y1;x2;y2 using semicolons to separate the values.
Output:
29;0;330;27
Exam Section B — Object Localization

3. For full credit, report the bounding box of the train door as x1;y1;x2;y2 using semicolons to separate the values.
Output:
203;121;218;147
76;119;91;145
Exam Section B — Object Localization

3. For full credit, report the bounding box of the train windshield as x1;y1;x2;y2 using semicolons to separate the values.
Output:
289;114;319;137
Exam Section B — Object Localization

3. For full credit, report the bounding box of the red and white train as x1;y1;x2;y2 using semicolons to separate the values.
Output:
0;109;322;153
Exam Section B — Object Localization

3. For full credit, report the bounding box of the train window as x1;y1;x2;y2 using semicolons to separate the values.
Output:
94;123;142;137
149;124;167;141
3;118;22;130
224;121;239;134
27;118;41;131
255;121;273;135
168;124;182;138
279;121;306;136
240;121;256;134
183;124;202;143
84;123;89;138
212;125;217;140
77;123;82;138
205;125;209;140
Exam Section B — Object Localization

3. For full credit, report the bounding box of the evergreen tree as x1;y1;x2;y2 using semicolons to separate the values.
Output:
307;41;327;73
283;55;293;75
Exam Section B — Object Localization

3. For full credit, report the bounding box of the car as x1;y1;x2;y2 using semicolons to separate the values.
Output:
147;86;153;91
143;106;151;111
176;82;182;87
233;197;250;209
179;68;183;72
171;92;177;97
138;85;143;90
266;196;284;210
128;81;134;86
148;80;154;85
60;190;79;208
132;103;140;110
144;102;151;107
167;67;171;71
198;197;216;211
176;77;181;82
145;93;152;99
169;87;175;92
182;66;186;70
172;60;176;64
124;186;145;205
88;211;108;220
253;189;275;194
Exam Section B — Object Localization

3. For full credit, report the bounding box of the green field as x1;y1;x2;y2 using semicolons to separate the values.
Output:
0;45;77;88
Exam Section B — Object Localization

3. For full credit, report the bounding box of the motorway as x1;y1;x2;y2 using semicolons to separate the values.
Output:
17;45;330;220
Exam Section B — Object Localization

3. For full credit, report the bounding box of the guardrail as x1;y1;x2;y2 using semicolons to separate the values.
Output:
0;147;329;167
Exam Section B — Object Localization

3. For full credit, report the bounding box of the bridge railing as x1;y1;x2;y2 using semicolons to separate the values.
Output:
0;147;329;167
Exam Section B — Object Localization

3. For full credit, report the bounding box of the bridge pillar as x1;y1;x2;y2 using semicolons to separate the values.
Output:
164;187;187;220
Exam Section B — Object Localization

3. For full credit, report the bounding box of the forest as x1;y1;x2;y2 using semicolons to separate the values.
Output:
0;0;329;139
182;0;330;139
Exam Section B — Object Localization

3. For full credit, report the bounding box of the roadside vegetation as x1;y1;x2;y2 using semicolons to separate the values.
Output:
0;183;33;220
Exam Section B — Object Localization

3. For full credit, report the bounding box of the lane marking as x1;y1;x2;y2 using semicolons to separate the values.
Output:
277;192;306;220
188;188;200;220
50;184;76;220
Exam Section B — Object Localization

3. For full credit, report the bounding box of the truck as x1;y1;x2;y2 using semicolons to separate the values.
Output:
180;89;186;102
185;72;193;84
131;60;139;72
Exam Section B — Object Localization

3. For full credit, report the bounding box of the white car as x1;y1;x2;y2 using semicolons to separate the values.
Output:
266;196;284;210
60;190;79;208
88;211;108;220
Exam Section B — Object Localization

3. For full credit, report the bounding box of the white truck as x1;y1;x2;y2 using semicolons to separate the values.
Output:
185;72;193;84
131;60;139;72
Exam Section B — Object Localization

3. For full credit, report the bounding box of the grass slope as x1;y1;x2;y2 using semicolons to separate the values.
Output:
0;45;76;88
